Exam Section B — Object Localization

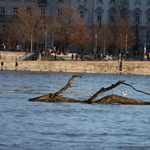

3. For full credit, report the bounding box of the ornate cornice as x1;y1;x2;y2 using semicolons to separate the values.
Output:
78;5;87;12
132;8;142;16
95;7;104;15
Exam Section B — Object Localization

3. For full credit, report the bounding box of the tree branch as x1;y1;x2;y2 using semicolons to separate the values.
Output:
121;83;150;95
50;74;84;98
87;80;125;103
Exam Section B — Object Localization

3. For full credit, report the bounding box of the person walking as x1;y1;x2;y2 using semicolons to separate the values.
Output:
1;61;3;70
75;54;78;61
72;53;74;60
54;54;57;60
15;61;18;67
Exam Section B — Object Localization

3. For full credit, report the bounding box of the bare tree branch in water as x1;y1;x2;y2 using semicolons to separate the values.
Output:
121;83;150;95
29;75;150;105
50;74;84;98
87;80;125;103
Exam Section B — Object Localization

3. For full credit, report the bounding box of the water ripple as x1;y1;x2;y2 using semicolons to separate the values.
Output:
0;71;150;150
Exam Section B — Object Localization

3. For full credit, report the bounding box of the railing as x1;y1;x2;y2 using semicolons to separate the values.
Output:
37;0;47;6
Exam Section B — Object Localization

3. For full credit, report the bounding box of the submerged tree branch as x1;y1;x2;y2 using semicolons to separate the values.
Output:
29;75;150;105
50;74;83;98
121;83;150;95
87;80;125;103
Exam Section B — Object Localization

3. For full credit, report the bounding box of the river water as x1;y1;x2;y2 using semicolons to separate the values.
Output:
0;70;150;150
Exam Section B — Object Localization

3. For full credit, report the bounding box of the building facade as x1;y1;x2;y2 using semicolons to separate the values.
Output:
0;0;150;54
71;0;150;54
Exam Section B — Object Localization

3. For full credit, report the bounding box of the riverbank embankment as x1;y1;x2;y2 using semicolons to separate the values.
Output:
1;60;150;75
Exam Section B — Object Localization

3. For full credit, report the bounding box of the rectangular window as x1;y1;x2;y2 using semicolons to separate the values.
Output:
147;31;150;41
41;0;45;3
38;0;46;3
58;0;63;2
135;0;140;4
2;25;5;31
0;7;5;19
136;0;140;3
111;0;115;2
41;9;45;19
97;15;101;22
97;12;102;22
110;15;114;22
25;0;34;1
27;7;31;16
148;15;150;23
135;14;139;22
58;9;62;17
14;7;18;19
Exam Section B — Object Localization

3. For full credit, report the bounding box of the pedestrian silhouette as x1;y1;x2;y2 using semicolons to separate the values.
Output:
15;61;18;67
1;61;3;70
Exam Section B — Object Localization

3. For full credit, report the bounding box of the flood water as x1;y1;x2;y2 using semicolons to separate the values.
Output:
0;70;150;150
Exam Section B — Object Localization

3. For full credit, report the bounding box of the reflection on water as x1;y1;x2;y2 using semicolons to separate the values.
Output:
0;71;150;150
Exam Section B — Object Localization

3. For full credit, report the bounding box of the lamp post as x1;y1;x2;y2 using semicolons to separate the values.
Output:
94;33;97;55
125;34;127;58
45;30;47;53
144;43;146;60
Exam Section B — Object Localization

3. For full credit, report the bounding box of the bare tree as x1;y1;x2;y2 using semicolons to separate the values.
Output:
108;0;130;22
89;23;99;55
46;16;59;48
1;22;18;50
11;4;45;52
55;4;83;52
74;23;92;53
113;18;136;55
97;24;114;55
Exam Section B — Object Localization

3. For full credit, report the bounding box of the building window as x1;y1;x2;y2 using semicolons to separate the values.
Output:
58;9;62;16
148;13;150;23
27;7;31;16
84;0;87;1
14;7;18;19
97;12;102;22
110;15;114;22
80;11;84;19
0;7;5;19
135;13;140;22
41;9;45;19
111;0;115;3
2;25;5;31
58;0;63;2
38;0;46;4
136;0;140;3
98;0;103;3
41;0;46;3
147;31;150;41
135;0;141;5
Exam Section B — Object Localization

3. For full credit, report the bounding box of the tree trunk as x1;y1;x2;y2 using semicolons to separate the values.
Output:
30;34;33;52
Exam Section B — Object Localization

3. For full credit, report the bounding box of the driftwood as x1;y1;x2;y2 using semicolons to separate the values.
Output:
29;75;150;105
